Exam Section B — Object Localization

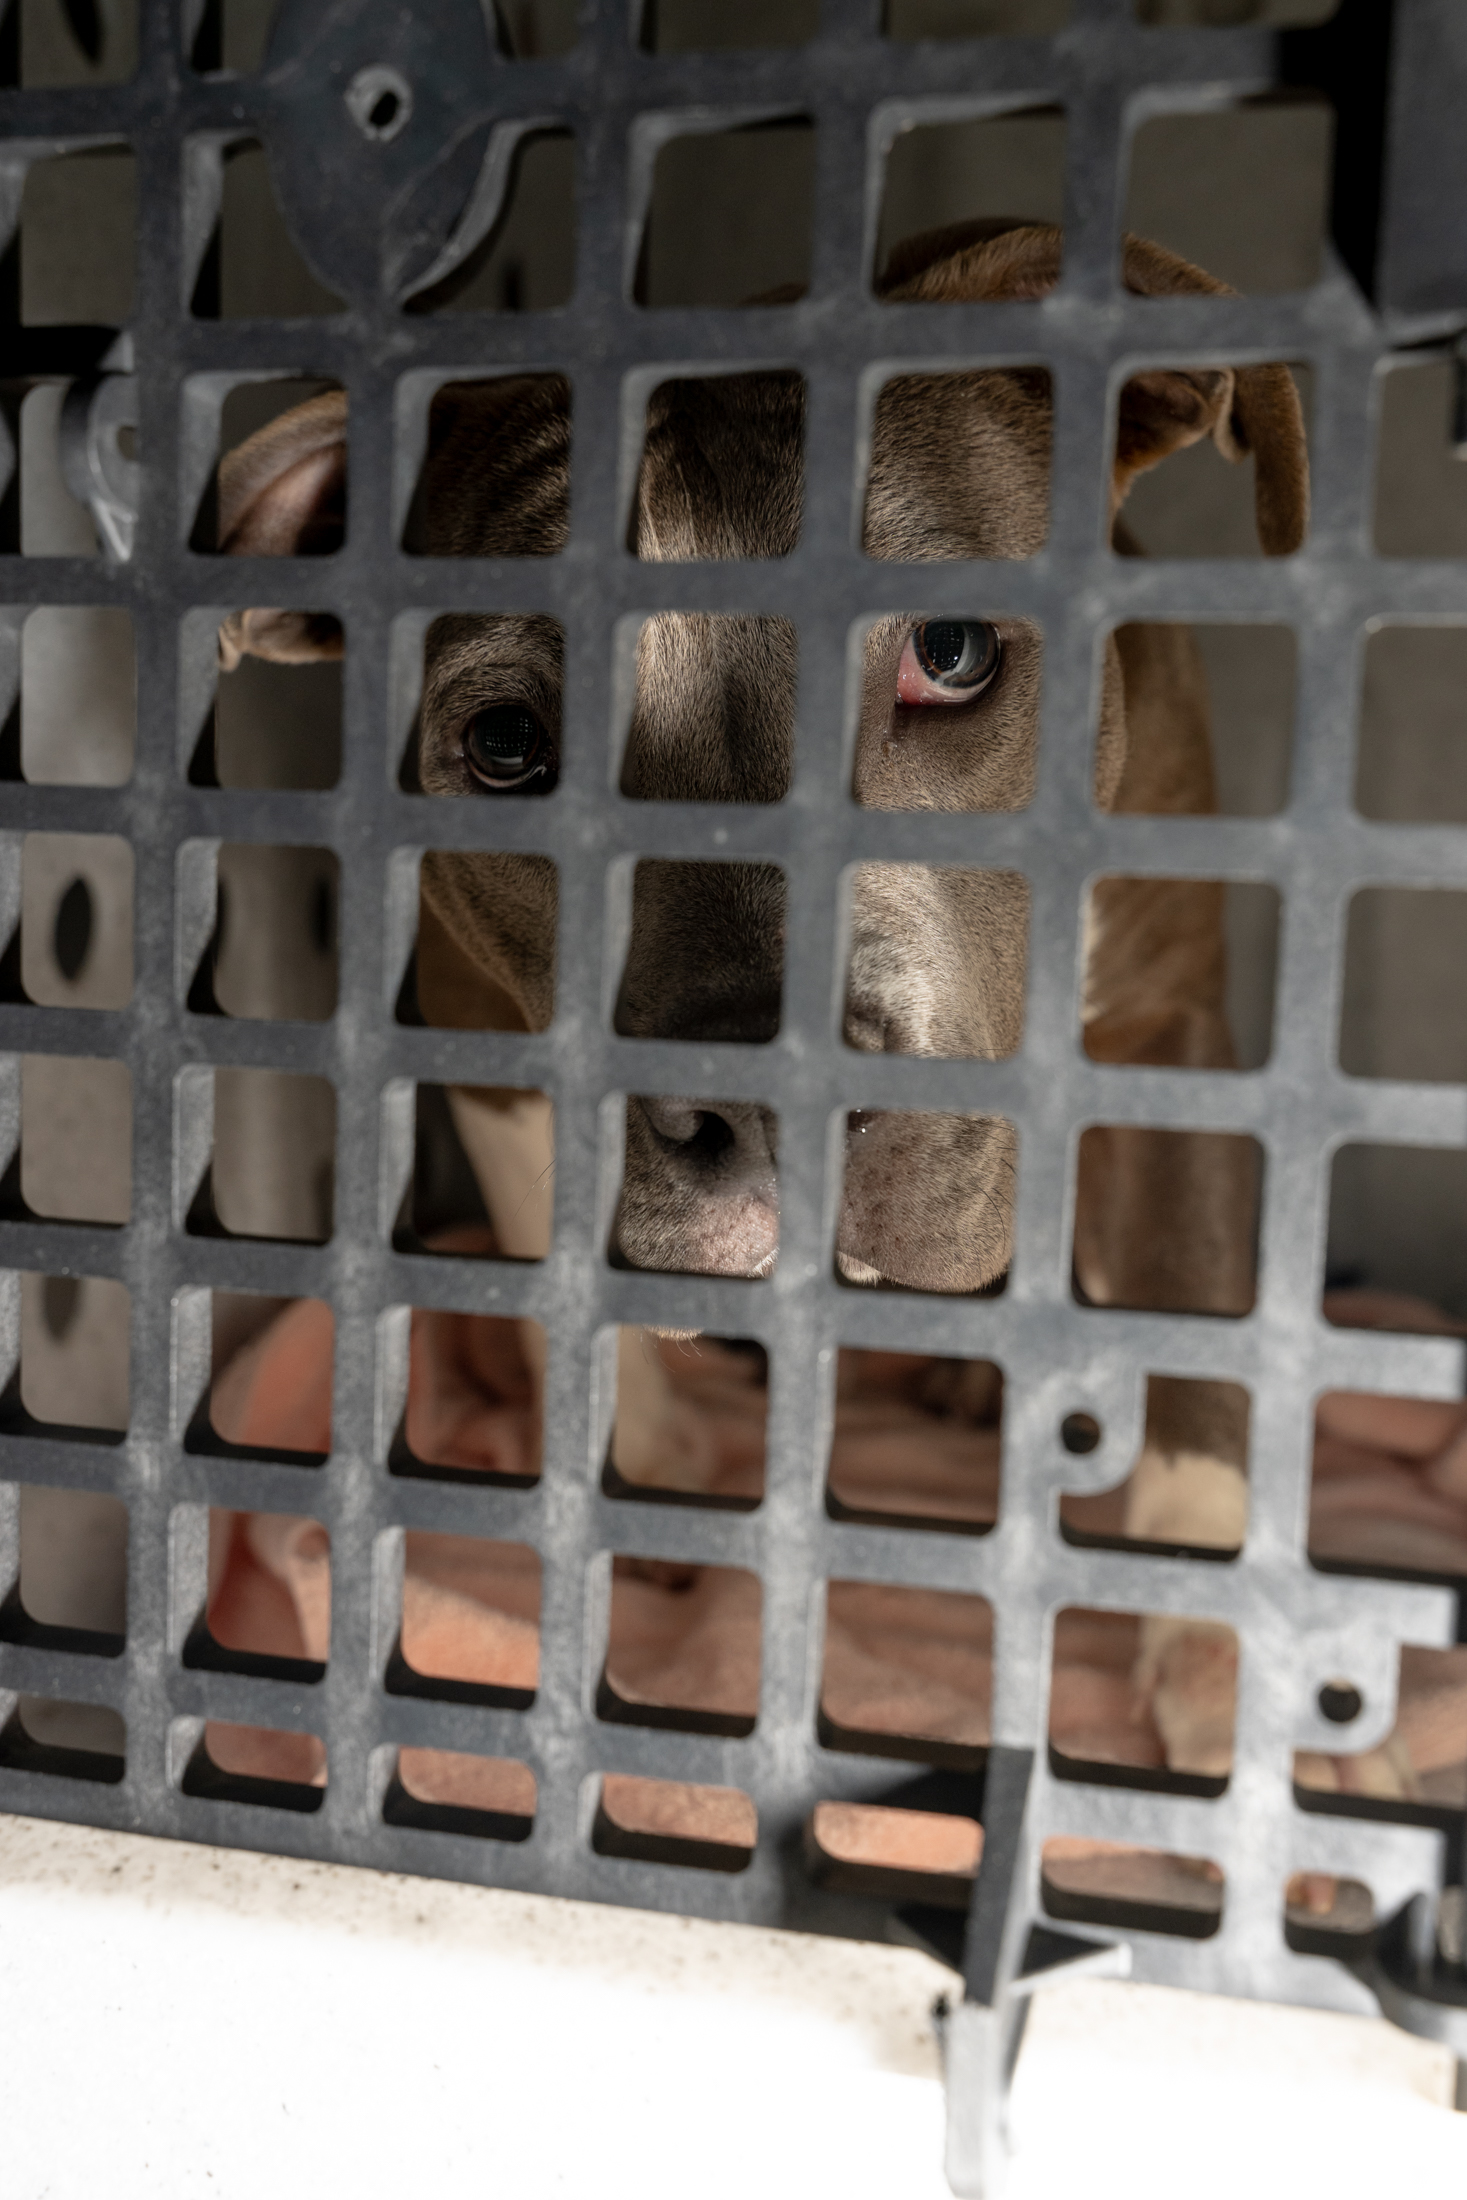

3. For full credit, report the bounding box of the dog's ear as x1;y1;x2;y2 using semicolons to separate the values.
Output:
1116;234;1308;555
217;607;343;672
876;218;1062;302
215;390;347;668
879;222;1307;554
217;390;347;558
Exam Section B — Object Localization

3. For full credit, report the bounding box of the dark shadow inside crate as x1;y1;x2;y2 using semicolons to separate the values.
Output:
1;1271;130;1445
183;1614;324;1687
1047;1744;1229;1801
1;1055;131;1227
1040;1836;1224;1940
636;119;814;308
185;1068;336;1248
191;636;342;790
0;1692;124;1782
875;107;1064;291
392;1084;490;1253
18;832;133;1010
884;0;1072;35
188;0;280;74
192;844;339;1024
1282;1872;1376;1957
1356;627;1467;824
4;0;140;86
392;1082;553;1263
643;0;816;50
1325;1144;1467;1335
383;1746;536;1842
2;1482;127;1656
182;1719;325;1813
804;1771;984;1910
592;1772;755;1872
190;139;343;319
407;135;576;316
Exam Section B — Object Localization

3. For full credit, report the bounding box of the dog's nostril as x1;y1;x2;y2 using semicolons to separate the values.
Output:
688;1111;735;1162
642;1098;735;1157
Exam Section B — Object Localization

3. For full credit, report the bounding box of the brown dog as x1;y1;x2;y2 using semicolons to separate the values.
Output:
218;219;1307;1522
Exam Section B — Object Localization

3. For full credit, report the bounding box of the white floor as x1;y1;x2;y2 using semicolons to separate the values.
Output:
0;1811;1462;2200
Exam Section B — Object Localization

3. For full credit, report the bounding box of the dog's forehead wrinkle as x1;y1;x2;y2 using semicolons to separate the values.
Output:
413;378;571;558
865;371;1052;563
421;613;564;740
636;373;805;565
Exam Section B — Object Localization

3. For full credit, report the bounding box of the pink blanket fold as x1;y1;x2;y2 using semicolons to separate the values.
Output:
203;1288;1467;1906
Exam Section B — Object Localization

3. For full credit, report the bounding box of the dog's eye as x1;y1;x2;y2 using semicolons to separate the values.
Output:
897;620;1002;707
462;704;554;791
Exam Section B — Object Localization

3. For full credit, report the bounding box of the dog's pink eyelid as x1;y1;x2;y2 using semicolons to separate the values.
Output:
894;630;997;708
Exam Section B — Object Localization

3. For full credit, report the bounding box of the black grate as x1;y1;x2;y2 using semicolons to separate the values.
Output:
2;1;1466;2187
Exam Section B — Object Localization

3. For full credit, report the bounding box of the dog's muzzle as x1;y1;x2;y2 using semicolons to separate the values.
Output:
615;1095;780;1278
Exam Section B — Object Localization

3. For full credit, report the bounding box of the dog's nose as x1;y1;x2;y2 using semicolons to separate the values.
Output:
614;860;785;1044
618;1095;779;1277
638;1095;777;1190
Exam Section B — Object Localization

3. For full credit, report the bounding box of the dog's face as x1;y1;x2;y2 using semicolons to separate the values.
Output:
218;224;1306;1293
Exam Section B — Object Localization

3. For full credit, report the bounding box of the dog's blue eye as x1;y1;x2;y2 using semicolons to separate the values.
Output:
913;620;1001;693
462;704;552;790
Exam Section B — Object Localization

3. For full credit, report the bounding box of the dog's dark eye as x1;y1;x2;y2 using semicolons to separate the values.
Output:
462;704;554;791
898;620;1002;708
